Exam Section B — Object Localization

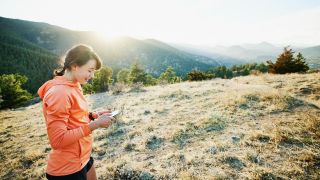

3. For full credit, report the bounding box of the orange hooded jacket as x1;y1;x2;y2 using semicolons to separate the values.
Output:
38;76;92;176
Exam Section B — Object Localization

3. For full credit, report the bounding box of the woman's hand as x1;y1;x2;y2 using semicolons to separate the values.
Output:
97;109;112;117
89;114;114;131
93;109;112;119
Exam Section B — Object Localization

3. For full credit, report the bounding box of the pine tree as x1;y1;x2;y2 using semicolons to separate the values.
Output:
129;62;148;84
159;66;180;84
145;74;157;86
267;47;309;74
91;66;113;92
0;74;32;108
208;66;233;78
117;69;130;84
294;53;309;72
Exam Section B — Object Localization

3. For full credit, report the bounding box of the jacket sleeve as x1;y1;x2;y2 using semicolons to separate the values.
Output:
44;87;91;150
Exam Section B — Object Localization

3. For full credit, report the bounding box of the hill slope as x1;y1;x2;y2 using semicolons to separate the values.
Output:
300;45;320;69
0;73;319;179
0;34;59;93
0;16;219;78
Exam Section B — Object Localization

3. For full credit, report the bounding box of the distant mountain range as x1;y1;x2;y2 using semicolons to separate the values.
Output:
299;45;320;69
171;42;320;69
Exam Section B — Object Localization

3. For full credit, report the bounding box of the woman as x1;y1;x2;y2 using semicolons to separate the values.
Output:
38;44;113;180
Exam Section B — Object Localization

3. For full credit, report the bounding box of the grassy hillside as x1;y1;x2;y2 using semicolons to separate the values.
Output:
0;73;319;179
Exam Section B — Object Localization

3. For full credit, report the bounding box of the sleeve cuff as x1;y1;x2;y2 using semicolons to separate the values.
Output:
81;124;92;136
93;112;98;119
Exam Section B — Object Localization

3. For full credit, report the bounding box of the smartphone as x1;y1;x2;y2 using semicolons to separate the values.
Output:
110;110;120;117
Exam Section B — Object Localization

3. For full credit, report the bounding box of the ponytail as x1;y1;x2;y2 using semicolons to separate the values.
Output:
53;66;66;76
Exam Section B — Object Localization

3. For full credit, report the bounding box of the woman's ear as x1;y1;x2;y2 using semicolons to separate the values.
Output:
70;64;78;71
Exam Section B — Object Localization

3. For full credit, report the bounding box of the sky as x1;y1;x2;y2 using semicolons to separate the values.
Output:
1;0;320;46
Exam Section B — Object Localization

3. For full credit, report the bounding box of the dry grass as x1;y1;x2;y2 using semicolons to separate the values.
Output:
0;72;319;179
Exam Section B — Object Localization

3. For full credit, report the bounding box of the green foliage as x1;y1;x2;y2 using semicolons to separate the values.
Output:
187;69;212;81
128;62;157;86
158;66;181;84
85;62;159;94
0;74;32;108
231;63;268;76
0;88;3;106
204;116;226;132
82;66;113;94
82;83;94;95
117;69;130;84
171;126;196;148
0;35;59;94
208;65;233;78
295;52;310;72
145;136;164;150
145;74;158;86
1;16;214;80
129;62;148;84
92;66;113;92
267;47;309;74
188;63;268;81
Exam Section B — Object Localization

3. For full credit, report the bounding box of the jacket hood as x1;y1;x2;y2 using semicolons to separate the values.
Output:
38;76;81;99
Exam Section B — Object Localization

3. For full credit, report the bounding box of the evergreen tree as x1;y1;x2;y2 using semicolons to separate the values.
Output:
267;47;309;74
294;53;309;72
0;74;32;108
128;62;148;84
158;66;181;84
208;66;233;78
92;66;113;92
257;63;268;73
117;69;130;84
0;38;59;94
145;74;158;86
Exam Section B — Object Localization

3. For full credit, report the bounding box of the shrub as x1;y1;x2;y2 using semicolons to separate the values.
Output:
145;136;164;150
117;69;130;84
0;74;32;108
110;83;127;95
187;69;208;81
158;66;181;84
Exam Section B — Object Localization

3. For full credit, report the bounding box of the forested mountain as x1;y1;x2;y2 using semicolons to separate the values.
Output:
0;16;220;93
0;32;59;94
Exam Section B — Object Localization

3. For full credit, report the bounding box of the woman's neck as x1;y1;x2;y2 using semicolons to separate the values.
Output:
63;70;75;82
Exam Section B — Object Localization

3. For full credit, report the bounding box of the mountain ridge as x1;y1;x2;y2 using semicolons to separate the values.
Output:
0;16;220;77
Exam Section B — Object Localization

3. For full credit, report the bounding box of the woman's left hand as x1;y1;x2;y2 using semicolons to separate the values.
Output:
97;110;112;117
91;109;112;119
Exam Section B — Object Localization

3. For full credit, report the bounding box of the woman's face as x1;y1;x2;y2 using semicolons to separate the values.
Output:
72;59;97;84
